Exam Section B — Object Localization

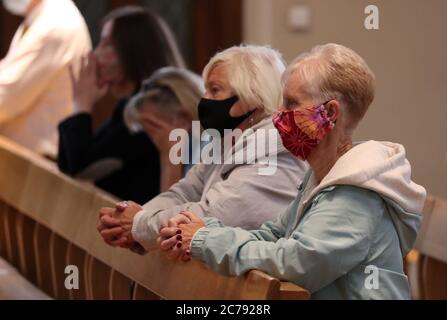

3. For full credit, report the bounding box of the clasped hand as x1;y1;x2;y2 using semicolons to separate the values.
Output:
97;201;205;262
156;211;205;262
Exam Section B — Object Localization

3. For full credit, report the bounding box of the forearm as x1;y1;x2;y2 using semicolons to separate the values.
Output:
190;227;280;277
159;155;184;192
146;163;206;208
190;226;368;293
130;164;207;249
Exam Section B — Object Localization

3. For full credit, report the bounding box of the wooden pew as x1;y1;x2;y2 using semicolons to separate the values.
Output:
406;196;447;299
0;136;310;300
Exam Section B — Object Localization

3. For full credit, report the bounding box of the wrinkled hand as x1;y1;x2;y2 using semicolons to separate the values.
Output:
156;212;191;260
97;201;142;249
70;52;108;113
158;211;205;262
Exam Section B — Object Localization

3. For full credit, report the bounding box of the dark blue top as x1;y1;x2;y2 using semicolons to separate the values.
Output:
57;99;160;204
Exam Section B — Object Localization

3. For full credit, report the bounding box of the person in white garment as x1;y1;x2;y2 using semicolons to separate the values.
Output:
0;0;91;157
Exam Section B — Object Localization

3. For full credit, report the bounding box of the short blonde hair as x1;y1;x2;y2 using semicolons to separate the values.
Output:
284;43;376;125
142;67;204;121
203;45;286;115
124;67;204;132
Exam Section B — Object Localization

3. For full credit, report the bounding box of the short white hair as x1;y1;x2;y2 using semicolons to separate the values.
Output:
203;45;286;115
284;43;376;125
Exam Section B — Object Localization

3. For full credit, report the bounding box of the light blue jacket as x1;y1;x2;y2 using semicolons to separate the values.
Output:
190;141;426;299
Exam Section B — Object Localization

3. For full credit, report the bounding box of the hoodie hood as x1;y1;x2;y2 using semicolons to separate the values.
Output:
306;140;426;255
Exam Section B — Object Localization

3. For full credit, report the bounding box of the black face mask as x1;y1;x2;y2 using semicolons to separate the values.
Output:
198;96;253;136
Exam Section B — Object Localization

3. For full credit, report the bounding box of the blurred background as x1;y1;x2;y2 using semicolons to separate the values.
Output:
1;0;445;198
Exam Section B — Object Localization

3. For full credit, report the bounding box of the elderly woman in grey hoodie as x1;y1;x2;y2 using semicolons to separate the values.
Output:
162;43;426;299
97;45;308;252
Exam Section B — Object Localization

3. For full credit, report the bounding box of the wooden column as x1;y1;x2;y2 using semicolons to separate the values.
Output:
192;0;242;72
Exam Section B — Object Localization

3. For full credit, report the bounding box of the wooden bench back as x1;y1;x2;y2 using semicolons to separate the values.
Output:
0;137;309;300
412;196;447;299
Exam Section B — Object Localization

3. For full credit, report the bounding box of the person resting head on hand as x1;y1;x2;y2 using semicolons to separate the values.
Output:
157;43;426;300
124;67;204;191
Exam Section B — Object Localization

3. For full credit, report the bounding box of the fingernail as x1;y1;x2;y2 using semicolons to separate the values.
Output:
176;235;182;241
176;242;182;248
176;229;182;235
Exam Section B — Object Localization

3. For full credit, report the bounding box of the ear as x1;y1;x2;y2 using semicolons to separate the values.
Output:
325;100;340;123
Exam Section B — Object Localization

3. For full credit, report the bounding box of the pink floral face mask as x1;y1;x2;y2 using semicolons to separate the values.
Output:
272;102;335;161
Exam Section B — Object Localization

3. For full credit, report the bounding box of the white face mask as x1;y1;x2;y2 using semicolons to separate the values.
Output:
2;0;33;16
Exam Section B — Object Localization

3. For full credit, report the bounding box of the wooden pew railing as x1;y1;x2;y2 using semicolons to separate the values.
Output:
405;195;447;299
0;137;310;300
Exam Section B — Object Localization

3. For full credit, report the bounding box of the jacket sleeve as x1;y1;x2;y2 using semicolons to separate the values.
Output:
202;209;290;242
0;31;67;124
131;151;306;251
190;186;385;293
131;163;207;250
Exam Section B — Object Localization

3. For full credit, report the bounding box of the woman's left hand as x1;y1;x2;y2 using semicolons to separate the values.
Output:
177;212;205;261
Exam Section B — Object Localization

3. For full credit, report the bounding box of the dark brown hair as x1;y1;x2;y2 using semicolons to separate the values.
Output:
102;6;184;86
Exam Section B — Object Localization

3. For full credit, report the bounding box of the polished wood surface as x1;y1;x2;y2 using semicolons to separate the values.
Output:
406;195;447;299
0;136;310;300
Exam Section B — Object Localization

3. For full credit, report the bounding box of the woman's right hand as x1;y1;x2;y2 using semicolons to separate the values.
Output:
157;213;192;261
70;52;108;113
97;201;142;248
94;45;123;87
139;112;185;154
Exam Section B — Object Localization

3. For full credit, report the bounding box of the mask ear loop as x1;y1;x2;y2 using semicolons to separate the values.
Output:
322;100;337;127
